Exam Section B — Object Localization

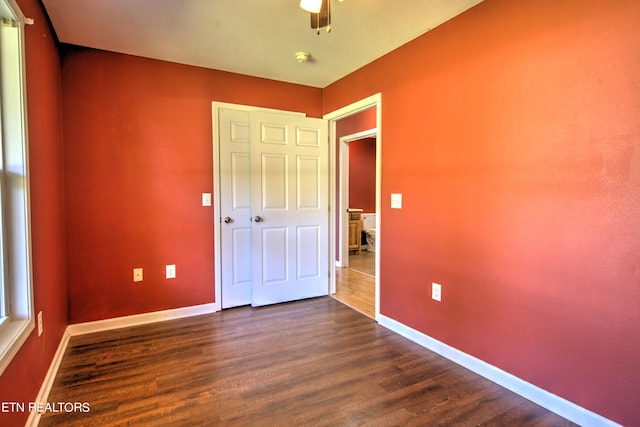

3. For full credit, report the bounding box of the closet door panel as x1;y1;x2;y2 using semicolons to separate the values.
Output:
261;227;288;285
297;156;321;209
260;154;288;210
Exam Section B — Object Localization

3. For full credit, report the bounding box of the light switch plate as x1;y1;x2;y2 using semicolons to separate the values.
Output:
432;282;442;302
166;264;176;279
133;268;143;282
202;193;212;207
391;193;402;209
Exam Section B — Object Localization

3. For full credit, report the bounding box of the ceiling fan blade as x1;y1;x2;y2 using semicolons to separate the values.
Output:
310;0;330;29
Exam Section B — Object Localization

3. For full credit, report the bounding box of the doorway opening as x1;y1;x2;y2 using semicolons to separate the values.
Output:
338;130;377;268
325;94;382;320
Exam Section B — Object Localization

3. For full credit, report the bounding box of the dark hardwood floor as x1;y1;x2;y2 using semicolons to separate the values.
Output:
40;298;576;426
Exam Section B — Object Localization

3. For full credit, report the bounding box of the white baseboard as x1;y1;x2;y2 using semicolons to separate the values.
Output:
25;327;71;427
26;303;218;425
67;303;218;336
377;314;620;427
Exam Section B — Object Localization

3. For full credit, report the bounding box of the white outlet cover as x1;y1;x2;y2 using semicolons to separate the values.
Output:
391;193;402;209
37;311;43;336
202;193;212;206
166;264;176;279
432;282;442;302
133;268;143;282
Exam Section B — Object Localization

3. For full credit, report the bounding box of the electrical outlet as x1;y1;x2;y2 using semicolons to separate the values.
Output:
37;311;43;336
133;268;143;282
432;282;442;302
166;264;176;279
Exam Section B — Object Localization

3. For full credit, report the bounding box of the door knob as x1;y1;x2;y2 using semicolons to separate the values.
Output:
254;215;264;223
224;216;233;224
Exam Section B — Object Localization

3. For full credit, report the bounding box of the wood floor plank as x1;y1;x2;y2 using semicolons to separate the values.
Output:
347;251;376;277
39;298;576;426
334;252;376;318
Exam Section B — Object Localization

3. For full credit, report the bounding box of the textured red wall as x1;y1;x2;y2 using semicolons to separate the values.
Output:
0;0;68;426
62;49;322;323
349;138;376;212
324;0;640;425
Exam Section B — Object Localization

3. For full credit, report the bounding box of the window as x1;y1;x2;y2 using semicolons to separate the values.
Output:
0;0;34;375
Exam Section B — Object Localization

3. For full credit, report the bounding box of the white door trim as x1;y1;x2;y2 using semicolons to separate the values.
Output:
324;93;382;320
338;128;377;268
211;102;306;311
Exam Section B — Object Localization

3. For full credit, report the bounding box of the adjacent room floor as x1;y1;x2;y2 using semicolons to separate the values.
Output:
333;251;375;318
39;297;576;426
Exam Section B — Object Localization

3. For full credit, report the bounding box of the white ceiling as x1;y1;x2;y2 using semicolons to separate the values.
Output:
42;0;483;88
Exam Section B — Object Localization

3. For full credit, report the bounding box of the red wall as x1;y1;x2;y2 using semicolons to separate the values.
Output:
349;138;376;212
62;49;322;323
335;107;376;137
324;0;640;425
0;0;68;426
3;1;638;425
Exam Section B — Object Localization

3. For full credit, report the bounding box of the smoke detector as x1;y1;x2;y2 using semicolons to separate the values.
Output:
295;51;311;63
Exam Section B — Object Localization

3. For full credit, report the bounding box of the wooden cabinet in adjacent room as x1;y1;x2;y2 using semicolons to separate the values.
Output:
348;212;362;254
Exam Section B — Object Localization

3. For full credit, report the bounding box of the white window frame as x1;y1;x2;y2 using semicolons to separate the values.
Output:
0;0;34;376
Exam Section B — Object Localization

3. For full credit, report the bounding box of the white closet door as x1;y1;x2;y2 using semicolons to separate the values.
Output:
219;108;328;308
219;109;252;308
250;111;328;307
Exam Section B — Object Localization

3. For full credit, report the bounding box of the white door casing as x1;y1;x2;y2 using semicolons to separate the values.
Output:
338;128;377;268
